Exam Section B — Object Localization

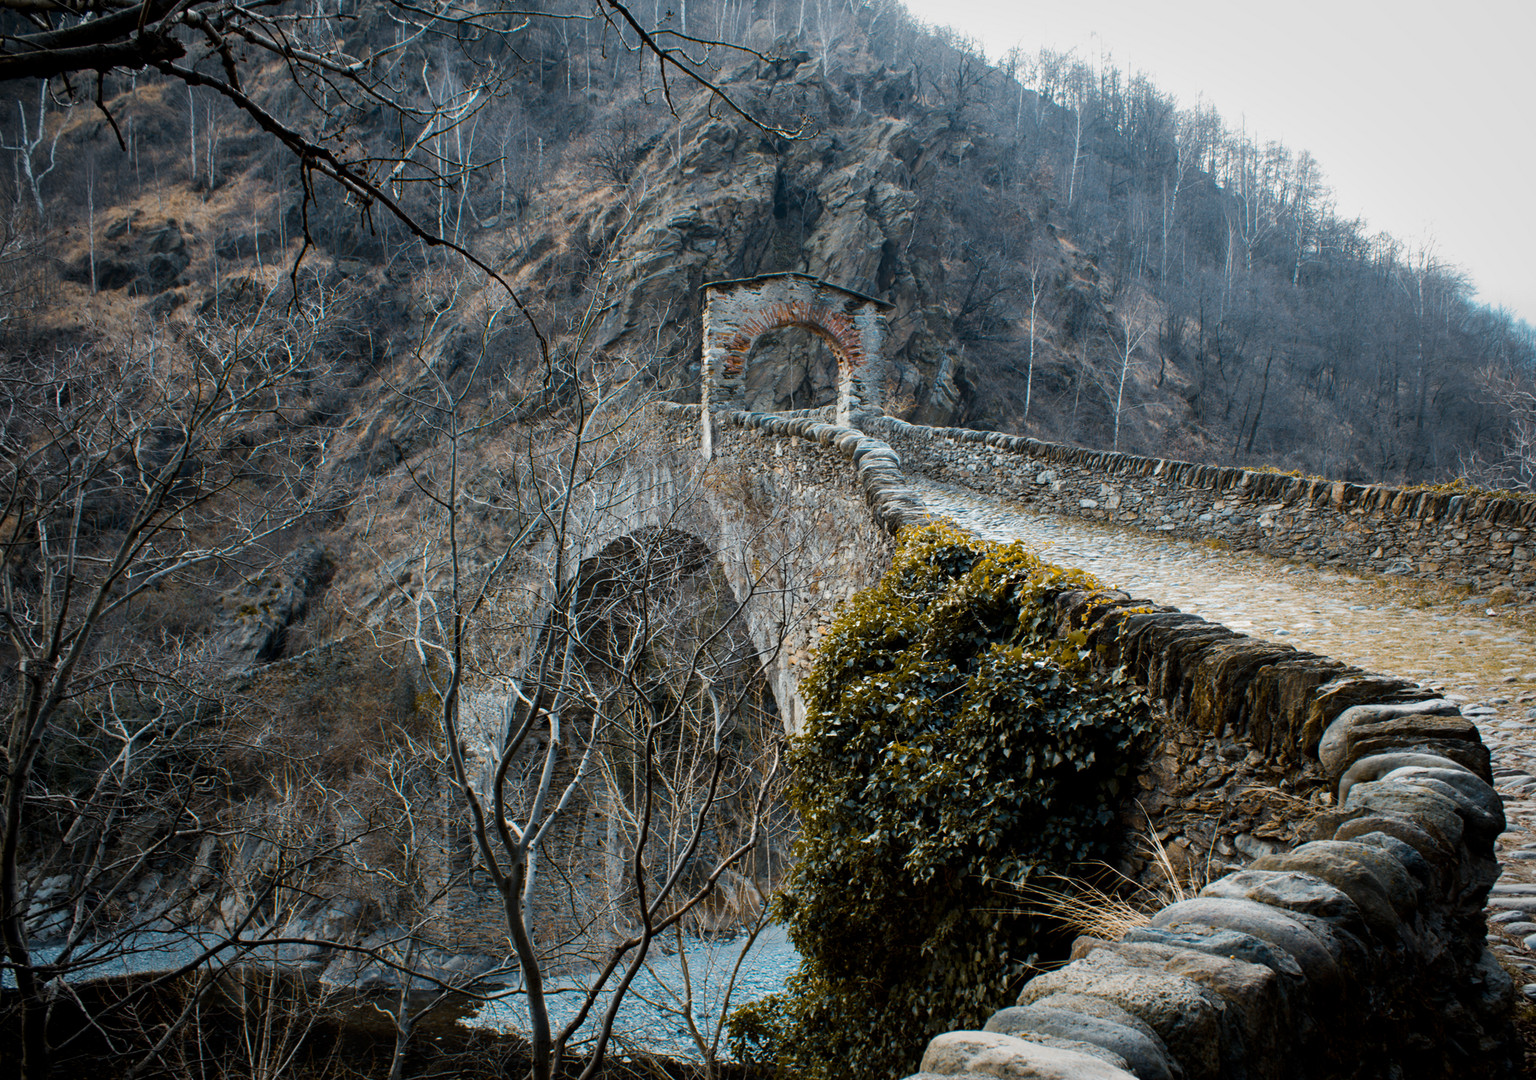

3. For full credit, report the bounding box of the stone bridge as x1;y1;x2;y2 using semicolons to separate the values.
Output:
556;394;1510;1077
495;276;1526;1077
509;401;909;734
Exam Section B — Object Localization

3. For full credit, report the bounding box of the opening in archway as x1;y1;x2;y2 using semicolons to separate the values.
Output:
737;324;842;413
699;274;892;456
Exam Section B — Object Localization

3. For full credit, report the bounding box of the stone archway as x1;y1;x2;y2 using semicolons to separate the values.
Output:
699;273;892;458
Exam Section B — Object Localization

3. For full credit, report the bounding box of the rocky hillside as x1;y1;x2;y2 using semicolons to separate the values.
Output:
1;0;1530;881
3;5;1531;904
7;1;1534;489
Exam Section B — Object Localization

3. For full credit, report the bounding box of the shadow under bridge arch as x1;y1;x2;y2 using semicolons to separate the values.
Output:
567;527;788;743
548;440;848;734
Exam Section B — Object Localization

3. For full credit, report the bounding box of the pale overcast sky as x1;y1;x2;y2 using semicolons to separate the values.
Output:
901;0;1536;325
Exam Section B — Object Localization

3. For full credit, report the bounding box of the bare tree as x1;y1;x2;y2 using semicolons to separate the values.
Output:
1064;63;1090;210
1160;103;1212;285
0;80;63;219
634;815;787;1080
1023;259;1045;423
923;28;991;132
0;197;40;330
0;285;341;1079
1288;149;1321;287
1108;297;1153;451
377;269;790;1080
1463;350;1536;493
585;106;660;188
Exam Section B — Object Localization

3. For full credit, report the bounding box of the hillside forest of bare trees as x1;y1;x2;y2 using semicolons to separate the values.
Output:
1;0;1532;485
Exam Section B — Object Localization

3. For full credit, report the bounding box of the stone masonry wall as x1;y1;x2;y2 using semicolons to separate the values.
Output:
862;415;1536;599
938;587;1515;1079
661;403;911;731
700;409;1517;1077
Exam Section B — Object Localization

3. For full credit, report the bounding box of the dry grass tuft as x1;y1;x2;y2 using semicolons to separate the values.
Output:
990;816;1208;941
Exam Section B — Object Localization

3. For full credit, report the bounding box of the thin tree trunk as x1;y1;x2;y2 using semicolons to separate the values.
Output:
187;85;197;186
87;159;96;293
1067;103;1082;208
1245;353;1273;455
1113;348;1130;451
1024;270;1041;422
207;99;218;190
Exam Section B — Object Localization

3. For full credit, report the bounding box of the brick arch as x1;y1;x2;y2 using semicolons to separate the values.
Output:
699;273;892;458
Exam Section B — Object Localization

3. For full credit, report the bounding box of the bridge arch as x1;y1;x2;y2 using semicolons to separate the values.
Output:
530;449;831;733
699;273;892;458
571;526;780;725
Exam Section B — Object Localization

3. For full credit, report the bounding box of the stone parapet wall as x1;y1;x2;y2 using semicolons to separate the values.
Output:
697;407;929;535
861;415;1536;597
914;746;1512;1077
922;587;1513;1079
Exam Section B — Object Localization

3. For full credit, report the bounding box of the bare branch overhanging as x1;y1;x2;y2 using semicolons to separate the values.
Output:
0;0;799;342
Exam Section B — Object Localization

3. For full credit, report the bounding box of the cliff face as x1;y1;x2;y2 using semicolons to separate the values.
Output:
499;44;983;425
459;31;1158;443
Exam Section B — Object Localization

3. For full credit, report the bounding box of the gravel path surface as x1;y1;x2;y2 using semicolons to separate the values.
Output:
916;478;1536;995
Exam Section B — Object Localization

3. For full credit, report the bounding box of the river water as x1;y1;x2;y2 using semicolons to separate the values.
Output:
7;923;803;1064
466;924;801;1059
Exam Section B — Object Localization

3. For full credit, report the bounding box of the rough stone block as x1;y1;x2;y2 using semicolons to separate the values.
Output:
1054;588;1131;633
1367;728;1499;774
1120;614;1223;696
1469;948;1518;1035
1017;943;1229;1080
1246;657;1352;760
1022;992;1162;1035
1327;732;1491;787
1122;923;1304;982
1317;700;1474;777
918;1031;1138;1080
1379;767;1504;839
1071;939;1289;1077
1149;629;1241;702
1249;840;1418;937
1199;869;1363;926
1148;896;1345;993
1342;780;1466;850
1337;751;1476;804
1332;829;1436;891
984;1006;1180;1080
1187;640;1309;738
1301;677;1440;753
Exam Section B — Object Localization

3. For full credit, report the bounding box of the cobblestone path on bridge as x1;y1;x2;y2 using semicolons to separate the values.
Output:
916;478;1536;996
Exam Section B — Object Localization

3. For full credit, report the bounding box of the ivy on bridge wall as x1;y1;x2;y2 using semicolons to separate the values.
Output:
731;524;1153;1080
